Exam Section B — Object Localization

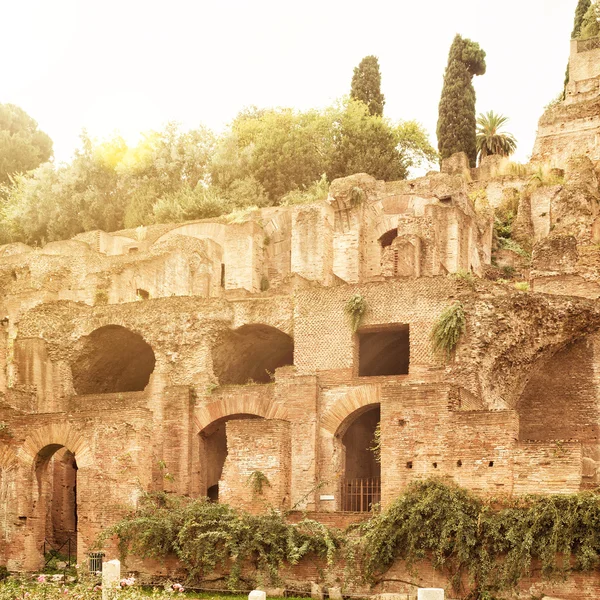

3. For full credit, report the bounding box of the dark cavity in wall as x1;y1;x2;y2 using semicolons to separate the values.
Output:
358;325;409;376
71;325;156;394
212;324;293;384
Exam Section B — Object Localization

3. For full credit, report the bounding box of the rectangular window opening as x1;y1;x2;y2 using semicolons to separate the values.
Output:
358;324;410;377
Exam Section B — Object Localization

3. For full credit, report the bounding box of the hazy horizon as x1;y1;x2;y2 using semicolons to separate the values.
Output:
3;0;574;168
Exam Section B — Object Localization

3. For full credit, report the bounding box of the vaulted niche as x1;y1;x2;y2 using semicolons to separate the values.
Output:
339;404;381;511
71;325;155;394
212;324;294;384
35;445;78;562
358;325;410;376
201;414;263;501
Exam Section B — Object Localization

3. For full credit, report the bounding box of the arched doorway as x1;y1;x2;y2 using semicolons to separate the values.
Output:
338;404;381;511
200;414;263;501
212;324;293;384
34;445;78;567
71;325;155;394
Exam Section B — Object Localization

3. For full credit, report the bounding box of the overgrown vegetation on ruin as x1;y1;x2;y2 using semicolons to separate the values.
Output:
100;480;600;598
430;301;466;359
0;99;437;246
345;293;367;332
98;492;340;588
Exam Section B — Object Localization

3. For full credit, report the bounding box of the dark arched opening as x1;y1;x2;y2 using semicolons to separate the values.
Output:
379;229;398;248
338;404;381;511
201;414;263;501
34;445;78;565
212;324;293;385
71;325;155;394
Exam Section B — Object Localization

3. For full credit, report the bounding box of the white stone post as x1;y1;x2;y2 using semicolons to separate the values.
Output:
102;559;121;600
417;589;444;600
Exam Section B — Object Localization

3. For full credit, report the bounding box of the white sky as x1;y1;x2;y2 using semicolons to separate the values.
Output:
1;0;574;166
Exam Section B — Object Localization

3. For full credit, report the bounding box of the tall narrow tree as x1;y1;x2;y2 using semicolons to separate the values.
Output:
573;0;592;37
437;35;486;167
350;56;385;117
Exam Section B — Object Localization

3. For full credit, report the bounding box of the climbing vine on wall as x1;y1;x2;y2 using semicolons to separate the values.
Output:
98;481;600;597
430;301;466;359
345;293;367;332
247;470;270;496
98;492;340;588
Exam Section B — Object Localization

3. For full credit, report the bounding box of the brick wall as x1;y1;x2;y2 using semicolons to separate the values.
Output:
220;419;291;512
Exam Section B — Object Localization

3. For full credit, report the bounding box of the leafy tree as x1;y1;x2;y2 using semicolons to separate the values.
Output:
475;111;517;163
573;0;592;37
0;124;217;244
350;55;385;117
580;1;600;39
437;35;486;167
211;107;332;203
328;99;436;181
0;104;53;187
212;100;436;202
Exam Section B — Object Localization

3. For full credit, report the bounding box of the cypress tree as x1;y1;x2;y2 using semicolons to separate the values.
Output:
437;35;486;167
350;56;385;117
572;0;591;38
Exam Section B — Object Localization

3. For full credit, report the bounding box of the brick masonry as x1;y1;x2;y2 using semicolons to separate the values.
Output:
0;152;599;597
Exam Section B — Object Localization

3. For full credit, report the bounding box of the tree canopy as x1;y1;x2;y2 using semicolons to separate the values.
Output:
0;104;53;187
350;55;385;117
437;34;486;167
0;101;436;246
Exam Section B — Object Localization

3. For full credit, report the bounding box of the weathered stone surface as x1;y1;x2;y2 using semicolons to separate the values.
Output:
417;590;443;600
102;559;120;600
328;586;343;600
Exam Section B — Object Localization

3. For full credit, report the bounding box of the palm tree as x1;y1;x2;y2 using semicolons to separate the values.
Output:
476;111;517;163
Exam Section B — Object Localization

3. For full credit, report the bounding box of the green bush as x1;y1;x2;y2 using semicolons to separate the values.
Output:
430;301;466;359
99;492;340;587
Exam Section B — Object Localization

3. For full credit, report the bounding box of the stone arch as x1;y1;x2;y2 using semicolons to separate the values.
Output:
194;396;286;434
0;447;18;472
321;384;381;436
153;222;227;247
17;423;93;469
372;215;401;241
70;325;156;394
212;324;294;385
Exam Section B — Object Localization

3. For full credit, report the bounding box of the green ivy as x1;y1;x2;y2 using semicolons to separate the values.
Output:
98;492;340;588
247;470;270;496
355;479;600;597
99;481;600;598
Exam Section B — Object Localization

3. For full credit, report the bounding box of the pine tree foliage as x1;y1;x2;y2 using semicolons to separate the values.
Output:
350;56;385;117
437;35;486;167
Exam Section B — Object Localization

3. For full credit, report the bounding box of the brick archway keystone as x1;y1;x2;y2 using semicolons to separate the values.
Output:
194;395;286;433
17;423;93;468
321;384;381;436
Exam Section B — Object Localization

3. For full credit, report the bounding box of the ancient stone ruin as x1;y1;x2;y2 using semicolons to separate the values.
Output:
0;31;600;600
